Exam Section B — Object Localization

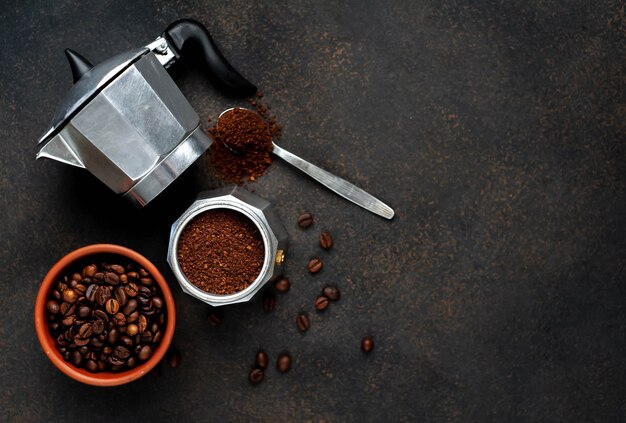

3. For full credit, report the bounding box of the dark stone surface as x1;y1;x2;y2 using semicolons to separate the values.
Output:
1;1;624;421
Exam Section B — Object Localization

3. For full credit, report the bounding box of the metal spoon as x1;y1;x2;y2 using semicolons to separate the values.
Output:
217;108;394;219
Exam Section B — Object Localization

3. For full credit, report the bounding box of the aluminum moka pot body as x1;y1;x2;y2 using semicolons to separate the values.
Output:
37;19;257;207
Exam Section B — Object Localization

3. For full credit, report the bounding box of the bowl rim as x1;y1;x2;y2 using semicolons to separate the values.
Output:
34;244;176;387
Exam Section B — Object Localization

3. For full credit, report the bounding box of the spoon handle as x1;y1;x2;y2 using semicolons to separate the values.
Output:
271;142;394;219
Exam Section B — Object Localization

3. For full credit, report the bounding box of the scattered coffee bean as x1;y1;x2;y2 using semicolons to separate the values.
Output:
307;258;323;273
296;313;310;332
256;350;268;369
168;348;182;368
314;296;329;311
297;212;313;228
274;276;290;293
110;264;125;275
322;285;340;301
361;336;374;353
319;231;333;250
276;352;292;373
126;324;139;336
262;294;276;312
207;309;223;326
112;312;126;326
248;368;264;384
104;272;120;286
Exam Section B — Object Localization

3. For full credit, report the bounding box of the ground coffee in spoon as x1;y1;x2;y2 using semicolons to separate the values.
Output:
208;93;282;184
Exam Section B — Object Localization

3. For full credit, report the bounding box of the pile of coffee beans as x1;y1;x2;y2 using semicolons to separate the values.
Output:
46;259;167;372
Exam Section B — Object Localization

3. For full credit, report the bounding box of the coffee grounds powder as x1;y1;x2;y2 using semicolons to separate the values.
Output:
208;93;282;184
177;209;265;295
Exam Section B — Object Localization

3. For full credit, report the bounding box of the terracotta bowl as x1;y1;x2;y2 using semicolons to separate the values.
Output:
34;244;176;387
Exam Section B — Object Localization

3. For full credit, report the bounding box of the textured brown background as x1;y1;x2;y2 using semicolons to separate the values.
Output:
1;1;625;422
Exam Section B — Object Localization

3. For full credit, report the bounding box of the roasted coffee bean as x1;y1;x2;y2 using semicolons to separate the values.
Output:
102;346;113;356
151;297;163;309
47;313;56;321
79;346;89;355
71;350;82;366
120;336;134;348
90;337;103;348
86;359;98;372
95;286;106;306
296;313;310;332
208;309;223;326
168;348;181;368
94;272;104;281
83;264;97;277
276;352;292;373
139;277;153;287
126;357;137;369
361;336;374;353
49;322;60;332
262;294;276;312
110;264;125;275
91;319;104;335
113;312;126;326
119;274;128;284
62;314;76;326
138;345;152;361
140;331;153;343
248;368;264;384
104;272;120;286
137;287;151;305
63;289;78;303
274;276;290;293
152;331;162;344
138;315;148;333
74;337;90;347
86;284;98;302
47;300;60;314
158;313;165;325
256;350;268;369
78;323;93;339
93;309;108;321
142;308;156;318
127;271;139;280
127;311;139;323
114;287;127;306
107;328;119;345
139;268;149;278
307;258;323;273
126;324;139;336
297;212;313;228
113;346;131;359
322;285;340;301
125;283;138;298
319;231;333;250
75;284;87;294
105;299;119;314
71;272;82;282
78;306;91;319
151;323;159;334
108;356;125;366
314;296;329;311
56;334;69;347
52;289;62;301
122;299;138;315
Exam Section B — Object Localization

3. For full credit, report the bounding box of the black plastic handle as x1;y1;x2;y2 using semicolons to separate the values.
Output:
164;19;256;97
